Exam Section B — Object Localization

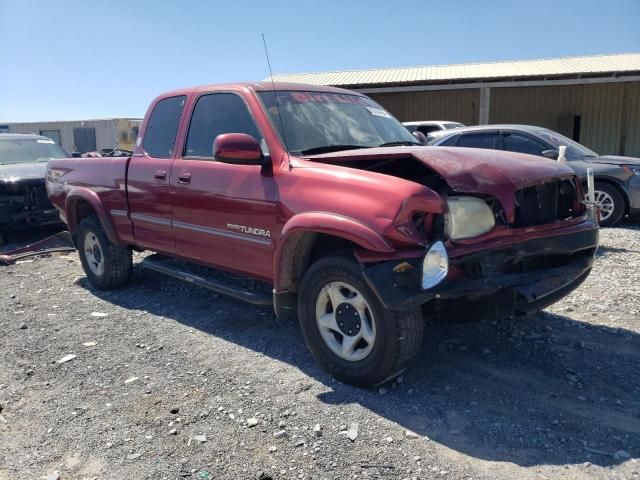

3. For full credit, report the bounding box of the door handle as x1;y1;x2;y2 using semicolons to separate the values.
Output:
154;170;167;182
177;172;192;184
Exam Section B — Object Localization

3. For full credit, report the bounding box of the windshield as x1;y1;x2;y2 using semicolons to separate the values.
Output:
258;91;419;155
536;129;598;159
443;122;464;129
0;138;69;164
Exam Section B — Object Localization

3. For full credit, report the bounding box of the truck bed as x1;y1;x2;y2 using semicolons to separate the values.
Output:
46;156;132;241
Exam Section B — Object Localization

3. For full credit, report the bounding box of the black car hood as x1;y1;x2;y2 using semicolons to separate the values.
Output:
583;155;640;166
0;162;47;182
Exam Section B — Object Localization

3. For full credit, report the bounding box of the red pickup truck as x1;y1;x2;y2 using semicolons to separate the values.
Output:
47;82;598;386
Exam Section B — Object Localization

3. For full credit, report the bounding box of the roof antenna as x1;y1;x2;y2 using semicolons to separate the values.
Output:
262;33;292;171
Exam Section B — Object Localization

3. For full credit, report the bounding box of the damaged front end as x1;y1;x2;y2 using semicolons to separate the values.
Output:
0;178;61;241
354;152;599;316
310;146;599;316
364;222;597;314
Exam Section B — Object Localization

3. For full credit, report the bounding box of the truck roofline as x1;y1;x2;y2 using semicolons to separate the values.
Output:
158;82;366;100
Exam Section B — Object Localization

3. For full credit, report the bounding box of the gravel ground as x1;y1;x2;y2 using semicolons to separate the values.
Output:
1;226;639;480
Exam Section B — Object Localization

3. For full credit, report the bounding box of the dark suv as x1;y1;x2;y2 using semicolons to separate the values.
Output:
429;125;640;226
0;134;67;243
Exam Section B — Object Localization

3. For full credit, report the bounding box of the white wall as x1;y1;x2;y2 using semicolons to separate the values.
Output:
5;119;121;154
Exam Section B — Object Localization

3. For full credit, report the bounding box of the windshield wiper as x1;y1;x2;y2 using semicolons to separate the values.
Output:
378;141;421;147
300;144;370;155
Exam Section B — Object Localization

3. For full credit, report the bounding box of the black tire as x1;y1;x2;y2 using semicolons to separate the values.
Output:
77;215;132;289
594;182;625;227
298;255;424;387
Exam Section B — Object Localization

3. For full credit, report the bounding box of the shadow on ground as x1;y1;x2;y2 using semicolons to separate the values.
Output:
81;260;640;469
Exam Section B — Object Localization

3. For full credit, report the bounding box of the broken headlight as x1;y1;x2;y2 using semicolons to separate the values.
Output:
444;196;495;240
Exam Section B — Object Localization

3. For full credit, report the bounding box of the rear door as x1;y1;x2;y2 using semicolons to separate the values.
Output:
127;95;185;254
170;92;278;281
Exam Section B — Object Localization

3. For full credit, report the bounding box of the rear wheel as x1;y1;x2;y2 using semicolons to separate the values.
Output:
77;216;132;289
298;255;424;387
594;182;624;227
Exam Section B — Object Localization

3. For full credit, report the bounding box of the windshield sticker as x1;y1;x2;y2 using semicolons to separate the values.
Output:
365;106;392;118
281;92;368;106
37;139;55;144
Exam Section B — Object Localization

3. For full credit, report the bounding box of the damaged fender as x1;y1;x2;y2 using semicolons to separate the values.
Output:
273;211;393;291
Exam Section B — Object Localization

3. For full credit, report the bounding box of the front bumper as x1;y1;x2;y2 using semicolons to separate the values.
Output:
1;179;61;230
363;227;598;311
0;202;60;229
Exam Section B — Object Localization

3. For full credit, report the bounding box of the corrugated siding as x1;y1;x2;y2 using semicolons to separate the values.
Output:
622;82;640;157
269;53;640;87
368;89;479;126
490;82;639;156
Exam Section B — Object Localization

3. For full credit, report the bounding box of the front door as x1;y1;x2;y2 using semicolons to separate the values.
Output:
170;92;279;281
127;95;186;254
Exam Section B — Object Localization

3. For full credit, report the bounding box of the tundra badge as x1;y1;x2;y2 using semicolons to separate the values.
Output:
227;223;271;238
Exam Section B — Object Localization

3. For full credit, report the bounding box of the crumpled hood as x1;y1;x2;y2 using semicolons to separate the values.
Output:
0;162;48;182
307;146;577;223
584;155;640;166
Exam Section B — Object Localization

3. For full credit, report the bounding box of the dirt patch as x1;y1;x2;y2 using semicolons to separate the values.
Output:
1;226;639;479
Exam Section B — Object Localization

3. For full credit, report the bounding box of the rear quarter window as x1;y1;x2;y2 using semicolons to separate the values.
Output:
143;95;186;158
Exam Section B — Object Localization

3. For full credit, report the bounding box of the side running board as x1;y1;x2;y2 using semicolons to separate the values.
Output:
141;254;272;306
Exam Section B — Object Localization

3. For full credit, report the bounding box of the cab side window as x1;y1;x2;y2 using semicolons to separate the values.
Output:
502;132;547;156
143;95;186;158
185;93;260;158
457;132;499;149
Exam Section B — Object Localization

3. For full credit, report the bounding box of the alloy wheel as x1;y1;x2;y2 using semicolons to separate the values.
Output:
315;281;376;362
594;189;615;222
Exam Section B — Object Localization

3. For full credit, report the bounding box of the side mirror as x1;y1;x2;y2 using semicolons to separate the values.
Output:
213;133;264;165
412;131;428;145
71;152;81;158
542;149;559;159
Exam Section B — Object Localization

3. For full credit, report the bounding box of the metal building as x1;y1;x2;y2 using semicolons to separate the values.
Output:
269;53;640;157
0;118;142;154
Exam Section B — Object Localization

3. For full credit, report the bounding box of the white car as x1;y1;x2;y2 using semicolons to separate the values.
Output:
403;120;465;136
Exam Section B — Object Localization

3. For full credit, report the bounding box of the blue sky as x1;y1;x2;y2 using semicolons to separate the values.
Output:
1;0;638;122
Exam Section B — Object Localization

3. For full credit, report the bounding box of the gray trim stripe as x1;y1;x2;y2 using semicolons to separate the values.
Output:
128;212;271;245
110;209;128;218
172;220;272;246
130;212;172;227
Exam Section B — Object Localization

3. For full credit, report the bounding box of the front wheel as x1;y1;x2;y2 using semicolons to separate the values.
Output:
594;182;624;227
77;215;132;289
298;255;424;387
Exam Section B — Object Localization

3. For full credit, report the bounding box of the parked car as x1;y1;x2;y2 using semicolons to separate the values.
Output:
403;120;465;136
428;125;640;226
47;83;598;386
0;134;67;244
